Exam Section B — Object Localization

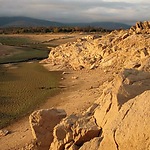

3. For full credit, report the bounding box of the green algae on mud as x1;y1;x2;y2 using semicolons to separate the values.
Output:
0;36;49;64
0;62;62;129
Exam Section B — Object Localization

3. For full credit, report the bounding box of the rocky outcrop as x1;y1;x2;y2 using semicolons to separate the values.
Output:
93;69;150;150
29;69;150;150
49;114;101;150
29;21;150;150
94;90;150;150
42;21;150;71
29;108;66;150
130;21;150;34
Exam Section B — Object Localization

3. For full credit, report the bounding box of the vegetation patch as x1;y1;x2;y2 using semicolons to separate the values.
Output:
0;36;50;64
0;46;49;64
0;36;31;46
0;62;62;128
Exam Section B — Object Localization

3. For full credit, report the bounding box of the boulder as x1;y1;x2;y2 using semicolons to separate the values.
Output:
50;115;78;150
114;69;150;107
93;69;150;150
97;90;150;150
29;108;66;150
50;114;101;150
94;69;150;126
114;91;150;150
73;116;101;146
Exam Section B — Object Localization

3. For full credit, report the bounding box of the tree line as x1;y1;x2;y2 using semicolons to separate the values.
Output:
0;26;110;34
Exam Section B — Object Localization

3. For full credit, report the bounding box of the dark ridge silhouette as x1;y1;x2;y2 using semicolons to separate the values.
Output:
0;16;131;30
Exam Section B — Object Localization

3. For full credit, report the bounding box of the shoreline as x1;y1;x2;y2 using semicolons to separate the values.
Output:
0;62;62;129
0;66;113;150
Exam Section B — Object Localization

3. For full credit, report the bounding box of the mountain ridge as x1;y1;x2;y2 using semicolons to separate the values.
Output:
0;16;131;30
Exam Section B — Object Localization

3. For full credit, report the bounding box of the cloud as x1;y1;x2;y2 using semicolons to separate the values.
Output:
0;0;149;24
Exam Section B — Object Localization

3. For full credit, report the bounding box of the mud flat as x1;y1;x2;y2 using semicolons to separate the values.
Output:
0;62;62;129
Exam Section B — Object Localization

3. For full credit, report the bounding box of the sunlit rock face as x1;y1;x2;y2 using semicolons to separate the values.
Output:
29;21;150;150
43;21;150;72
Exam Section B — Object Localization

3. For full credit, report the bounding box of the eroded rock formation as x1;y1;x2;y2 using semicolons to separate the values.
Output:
42;21;150;71
29;70;150;149
29;108;66;150
129;21;150;34
93;69;150;150
30;21;150;150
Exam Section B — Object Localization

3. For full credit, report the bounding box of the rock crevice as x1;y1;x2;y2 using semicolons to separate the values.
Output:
113;129;119;150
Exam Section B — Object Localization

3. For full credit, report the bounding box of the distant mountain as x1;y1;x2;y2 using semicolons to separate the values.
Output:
68;22;130;30
0;17;64;27
0;17;131;30
89;22;130;30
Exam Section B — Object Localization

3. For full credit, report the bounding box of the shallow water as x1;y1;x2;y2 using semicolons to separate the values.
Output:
0;62;62;128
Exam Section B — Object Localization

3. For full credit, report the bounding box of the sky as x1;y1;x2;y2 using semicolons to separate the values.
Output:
0;0;150;24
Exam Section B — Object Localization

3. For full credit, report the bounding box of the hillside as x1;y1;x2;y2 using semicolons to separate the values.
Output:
0;17;63;27
68;22;130;30
0;17;130;30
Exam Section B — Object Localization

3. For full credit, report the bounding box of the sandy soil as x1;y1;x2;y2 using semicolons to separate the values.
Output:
0;33;87;44
0;66;113;150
